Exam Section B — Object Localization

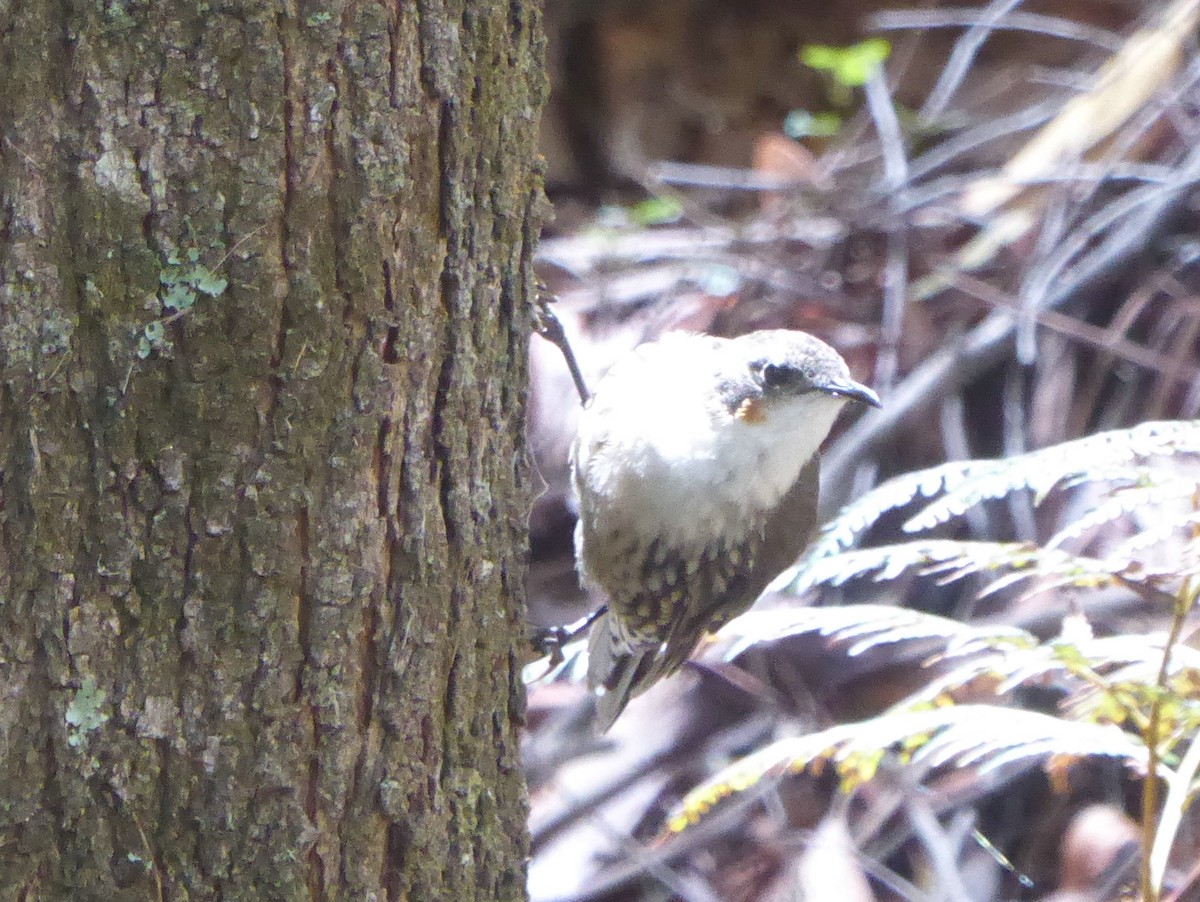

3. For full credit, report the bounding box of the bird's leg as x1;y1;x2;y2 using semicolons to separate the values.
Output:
533;284;591;405
528;605;608;667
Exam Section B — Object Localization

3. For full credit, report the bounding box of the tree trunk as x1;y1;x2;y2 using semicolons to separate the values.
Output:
0;1;544;898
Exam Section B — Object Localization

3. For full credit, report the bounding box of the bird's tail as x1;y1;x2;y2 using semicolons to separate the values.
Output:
586;611;663;732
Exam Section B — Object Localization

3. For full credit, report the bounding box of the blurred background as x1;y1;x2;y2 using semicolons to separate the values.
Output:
522;2;1200;899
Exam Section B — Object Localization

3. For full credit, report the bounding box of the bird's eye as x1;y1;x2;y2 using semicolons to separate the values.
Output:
760;362;796;389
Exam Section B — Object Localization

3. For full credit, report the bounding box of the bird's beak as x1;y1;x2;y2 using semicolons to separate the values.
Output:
823;378;881;408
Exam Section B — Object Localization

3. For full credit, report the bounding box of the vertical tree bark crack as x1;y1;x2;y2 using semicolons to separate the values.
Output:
274;9;298;379
294;504;311;704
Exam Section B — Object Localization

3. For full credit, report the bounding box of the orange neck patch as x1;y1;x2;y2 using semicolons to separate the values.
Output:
734;397;768;424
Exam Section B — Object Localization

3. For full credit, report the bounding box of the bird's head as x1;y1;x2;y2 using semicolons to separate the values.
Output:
715;330;880;428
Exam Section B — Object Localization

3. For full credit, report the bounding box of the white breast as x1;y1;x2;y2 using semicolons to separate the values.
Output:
573;337;845;550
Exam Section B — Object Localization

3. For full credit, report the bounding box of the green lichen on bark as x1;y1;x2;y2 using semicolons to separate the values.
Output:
0;0;544;898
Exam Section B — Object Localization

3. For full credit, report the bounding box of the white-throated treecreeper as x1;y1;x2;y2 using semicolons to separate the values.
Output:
572;330;880;731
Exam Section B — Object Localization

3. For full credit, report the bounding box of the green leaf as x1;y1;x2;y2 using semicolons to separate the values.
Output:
630;196;684;227
800;39;891;87
784;109;842;138
800;44;840;71
838;38;891;86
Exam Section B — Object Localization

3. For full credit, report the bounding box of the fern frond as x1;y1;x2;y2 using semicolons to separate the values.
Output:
666;705;1150;833
807;421;1200;559
786;539;1134;595
712;605;1034;663
1063;645;1200;730
905;421;1200;532
901;633;1200;720
804;459;982;559
908;706;1148;772
1109;519;1200;573
974;563;1176;606
1045;474;1200;549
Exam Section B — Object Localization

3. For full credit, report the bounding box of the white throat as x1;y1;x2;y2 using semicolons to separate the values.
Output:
576;385;845;548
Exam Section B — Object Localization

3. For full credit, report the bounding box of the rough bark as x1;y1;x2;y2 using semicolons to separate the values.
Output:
0;0;544;898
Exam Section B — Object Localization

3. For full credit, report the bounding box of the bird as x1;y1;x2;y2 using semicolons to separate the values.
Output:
571;329;880;731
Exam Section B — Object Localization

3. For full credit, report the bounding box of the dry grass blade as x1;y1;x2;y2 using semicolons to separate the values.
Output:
962;0;1200;218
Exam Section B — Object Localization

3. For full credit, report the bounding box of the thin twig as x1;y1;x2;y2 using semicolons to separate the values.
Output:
1028;148;1200;314
1149;708;1200;889
645;161;806;192
905;797;975;902
906;98;1062;183
130;807;165;902
1002;365;1038;540
1141;575;1197;902
920;0;1025;121
899;164;1180;216
870;8;1123;52
864;65;909;399
822;150;1194;516
950;272;1200;385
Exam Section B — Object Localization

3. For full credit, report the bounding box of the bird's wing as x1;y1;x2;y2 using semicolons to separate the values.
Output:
588;455;822;728
738;453;821;606
656;454;821;673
